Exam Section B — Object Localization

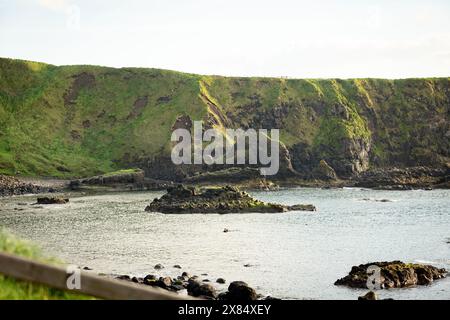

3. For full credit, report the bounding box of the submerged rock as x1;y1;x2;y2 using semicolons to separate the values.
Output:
288;204;316;211
361;198;392;202
358;291;378;300
335;261;447;289
145;185;315;213
216;278;226;284
36;197;69;204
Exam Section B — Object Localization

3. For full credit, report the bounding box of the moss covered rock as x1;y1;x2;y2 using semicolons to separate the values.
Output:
145;185;315;213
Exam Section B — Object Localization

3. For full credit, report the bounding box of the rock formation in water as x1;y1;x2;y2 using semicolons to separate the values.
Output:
335;261;447;289
145;185;316;213
36;197;69;204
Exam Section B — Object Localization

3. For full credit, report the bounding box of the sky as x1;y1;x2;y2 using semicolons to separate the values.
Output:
0;0;449;78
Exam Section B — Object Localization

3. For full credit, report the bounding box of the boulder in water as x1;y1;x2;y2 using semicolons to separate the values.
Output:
335;261;447;289
36;197;69;204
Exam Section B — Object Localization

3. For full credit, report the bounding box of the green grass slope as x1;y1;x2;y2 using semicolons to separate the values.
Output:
0;57;448;178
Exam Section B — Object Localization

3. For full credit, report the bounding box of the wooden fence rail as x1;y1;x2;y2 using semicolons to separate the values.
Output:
0;252;197;300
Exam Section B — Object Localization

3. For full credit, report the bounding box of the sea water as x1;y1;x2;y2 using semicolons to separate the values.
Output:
1;188;449;300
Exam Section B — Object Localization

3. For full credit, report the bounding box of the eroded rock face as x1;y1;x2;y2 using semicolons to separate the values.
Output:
342;137;371;175
289;138;371;179
145;185;316;213
313;160;338;180
335;261;447;289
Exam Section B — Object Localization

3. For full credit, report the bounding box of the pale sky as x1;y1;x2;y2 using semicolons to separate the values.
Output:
1;0;449;78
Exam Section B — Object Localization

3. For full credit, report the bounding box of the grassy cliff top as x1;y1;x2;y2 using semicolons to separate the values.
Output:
1;57;448;179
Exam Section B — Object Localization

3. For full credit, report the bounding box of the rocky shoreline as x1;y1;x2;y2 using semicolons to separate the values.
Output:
105;260;448;300
353;166;450;190
109;267;274;301
145;185;316;214
68;169;174;192
0;175;56;197
1;164;449;198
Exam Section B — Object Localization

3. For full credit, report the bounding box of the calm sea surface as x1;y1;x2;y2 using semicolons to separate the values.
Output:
1;188;449;300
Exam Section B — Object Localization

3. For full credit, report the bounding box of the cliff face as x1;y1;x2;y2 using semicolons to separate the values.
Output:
0;58;448;180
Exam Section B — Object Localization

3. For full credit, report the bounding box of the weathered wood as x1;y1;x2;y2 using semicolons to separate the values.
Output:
0;252;197;300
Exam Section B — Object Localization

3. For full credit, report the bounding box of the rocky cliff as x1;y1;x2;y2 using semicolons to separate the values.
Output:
0;58;448;182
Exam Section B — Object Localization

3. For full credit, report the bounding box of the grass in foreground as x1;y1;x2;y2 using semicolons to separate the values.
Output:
0;229;94;300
